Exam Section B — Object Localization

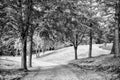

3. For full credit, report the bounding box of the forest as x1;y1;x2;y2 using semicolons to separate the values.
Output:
0;0;120;80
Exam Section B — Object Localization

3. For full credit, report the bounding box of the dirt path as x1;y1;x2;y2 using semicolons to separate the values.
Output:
22;65;108;80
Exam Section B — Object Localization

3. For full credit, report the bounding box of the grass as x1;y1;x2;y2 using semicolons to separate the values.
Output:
0;58;27;80
0;69;27;80
69;54;120;80
99;43;112;51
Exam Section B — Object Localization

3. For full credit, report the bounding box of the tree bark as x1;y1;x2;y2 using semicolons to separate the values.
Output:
21;35;27;70
74;45;78;60
28;33;33;67
89;29;92;58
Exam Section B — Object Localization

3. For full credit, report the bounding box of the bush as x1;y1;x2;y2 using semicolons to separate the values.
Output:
0;45;16;56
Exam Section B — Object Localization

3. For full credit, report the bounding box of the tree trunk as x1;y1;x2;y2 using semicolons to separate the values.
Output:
21;36;27;70
114;2;120;57
28;34;33;67
114;24;120;57
110;40;115;54
89;29;92;58
96;31;102;44
27;0;33;67
74;45;78;60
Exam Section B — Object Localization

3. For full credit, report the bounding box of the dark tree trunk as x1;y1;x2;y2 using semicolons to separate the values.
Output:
114;2;120;57
89;28;92;58
114;24;120;57
110;40;115;54
74;45;78;60
21;35;27;70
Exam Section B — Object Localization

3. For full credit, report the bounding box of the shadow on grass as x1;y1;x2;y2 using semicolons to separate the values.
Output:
36;51;56;58
0;58;18;62
0;68;28;80
36;48;68;58
24;64;68;75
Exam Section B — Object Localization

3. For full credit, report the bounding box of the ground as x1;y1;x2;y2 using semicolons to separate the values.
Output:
22;65;110;80
1;44;119;80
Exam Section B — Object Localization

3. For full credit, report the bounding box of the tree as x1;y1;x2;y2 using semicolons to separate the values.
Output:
98;0;120;57
27;0;34;67
114;1;120;57
0;0;6;54
79;0;101;58
45;0;89;60
27;0;58;66
28;24;38;67
89;24;92;58
5;0;33;70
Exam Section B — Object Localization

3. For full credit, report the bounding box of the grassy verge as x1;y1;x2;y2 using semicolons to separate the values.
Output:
0;69;27;80
69;54;120;80
0;59;27;80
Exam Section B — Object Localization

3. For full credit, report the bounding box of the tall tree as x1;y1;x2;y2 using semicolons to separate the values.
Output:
27;0;58;66
0;0;5;53
80;0;101;58
27;0;34;67
5;0;33;70
89;23;92;58
99;0;120;57
0;0;7;45
114;1;120;57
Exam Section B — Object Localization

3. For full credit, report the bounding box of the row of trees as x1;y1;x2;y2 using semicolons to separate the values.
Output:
0;0;120;70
